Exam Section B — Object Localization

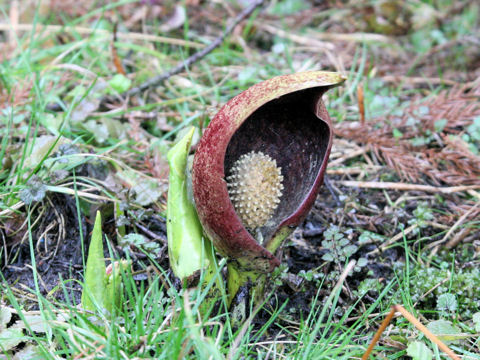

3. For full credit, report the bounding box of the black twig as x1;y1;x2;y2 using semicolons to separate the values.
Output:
124;0;265;98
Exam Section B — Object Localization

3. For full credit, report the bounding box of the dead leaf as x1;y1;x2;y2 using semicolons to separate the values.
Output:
159;5;186;32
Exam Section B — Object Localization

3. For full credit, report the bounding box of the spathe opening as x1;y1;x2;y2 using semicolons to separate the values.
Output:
224;88;330;244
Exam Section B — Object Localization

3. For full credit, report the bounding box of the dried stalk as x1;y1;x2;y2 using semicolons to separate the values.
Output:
362;305;460;360
335;180;480;194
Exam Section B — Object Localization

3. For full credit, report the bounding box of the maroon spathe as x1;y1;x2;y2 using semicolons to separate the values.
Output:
192;72;345;273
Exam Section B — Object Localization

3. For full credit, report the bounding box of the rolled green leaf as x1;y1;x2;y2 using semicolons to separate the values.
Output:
104;260;131;313
81;211;106;311
167;127;218;283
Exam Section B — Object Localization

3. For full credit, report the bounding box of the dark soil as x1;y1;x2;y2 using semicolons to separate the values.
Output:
1;192;174;309
0;170;468;323
2;194;86;307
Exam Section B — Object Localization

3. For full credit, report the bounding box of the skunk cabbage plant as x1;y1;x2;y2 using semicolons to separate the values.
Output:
192;71;345;303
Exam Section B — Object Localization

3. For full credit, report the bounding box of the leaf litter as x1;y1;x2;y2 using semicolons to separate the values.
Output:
336;83;480;187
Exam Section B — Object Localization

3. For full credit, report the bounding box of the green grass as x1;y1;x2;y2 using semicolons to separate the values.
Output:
1;248;384;359
1;0;480;359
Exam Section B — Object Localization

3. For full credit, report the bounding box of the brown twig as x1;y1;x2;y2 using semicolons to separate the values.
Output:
426;201;480;263
124;0;265;99
380;75;459;87
362;305;460;360
361;307;396;360
111;23;126;76
305;29;396;44
0;23;204;48
328;148;367;167
427;201;480;251
357;83;365;126
335;180;480;194
255;22;334;50
445;227;474;249
326;165;382;175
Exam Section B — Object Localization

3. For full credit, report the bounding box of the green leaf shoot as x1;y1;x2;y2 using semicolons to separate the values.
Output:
81;211;106;312
166;127;217;281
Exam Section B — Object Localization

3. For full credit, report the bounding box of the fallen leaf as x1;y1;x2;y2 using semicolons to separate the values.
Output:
12;344;43;360
426;319;464;345
406;340;433;360
0;307;12;330
0;328;23;351
160;5;186;32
